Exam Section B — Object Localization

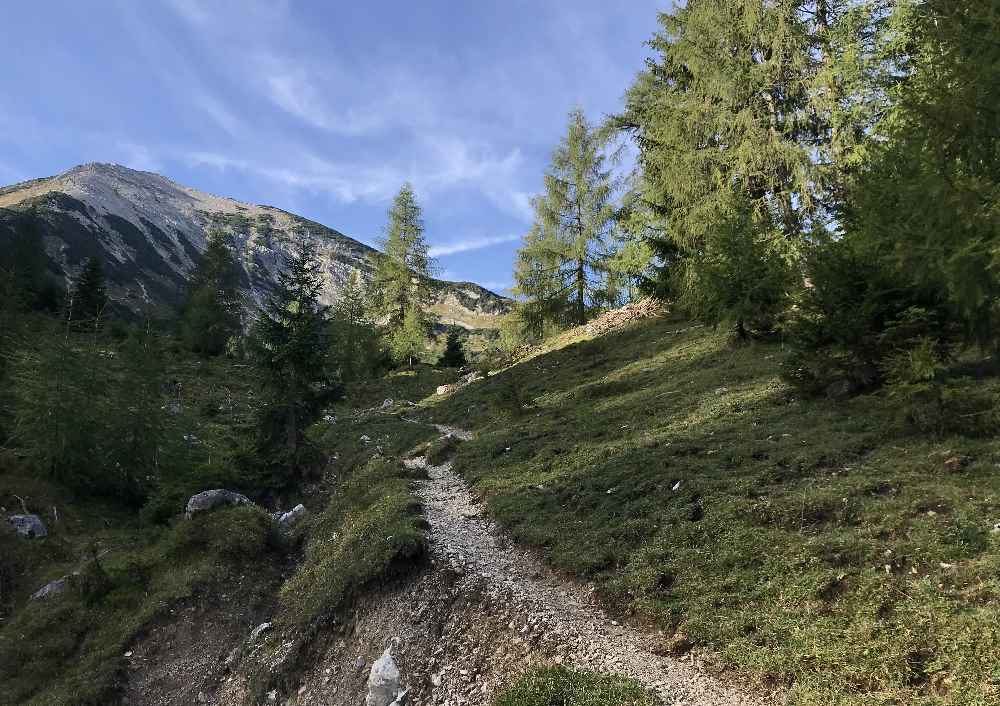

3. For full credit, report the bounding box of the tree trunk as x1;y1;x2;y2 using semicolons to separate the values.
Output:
576;260;586;325
736;318;749;341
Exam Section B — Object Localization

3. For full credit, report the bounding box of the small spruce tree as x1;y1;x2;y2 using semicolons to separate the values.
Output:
438;329;466;368
69;257;109;331
181;229;243;356
250;242;342;472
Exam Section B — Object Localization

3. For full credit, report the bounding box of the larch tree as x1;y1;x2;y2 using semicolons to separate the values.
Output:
849;0;1000;352
329;270;385;381
373;183;432;329
389;304;427;367
514;108;619;331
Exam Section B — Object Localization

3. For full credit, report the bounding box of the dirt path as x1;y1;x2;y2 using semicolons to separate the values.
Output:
413;425;761;706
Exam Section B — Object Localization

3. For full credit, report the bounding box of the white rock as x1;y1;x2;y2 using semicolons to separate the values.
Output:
277;504;307;528
30;577;68;601
8;514;47;538
366;648;401;706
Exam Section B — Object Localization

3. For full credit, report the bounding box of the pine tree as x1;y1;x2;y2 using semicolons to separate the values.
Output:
438;329;466;368
105;327;166;503
181;229;243;356
373;184;432;329
250;242;341;470
69;257;108;331
514;109;618;330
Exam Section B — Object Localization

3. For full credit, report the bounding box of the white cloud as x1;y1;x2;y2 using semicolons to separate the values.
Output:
116;142;164;173
264;70;387;136
429;233;521;257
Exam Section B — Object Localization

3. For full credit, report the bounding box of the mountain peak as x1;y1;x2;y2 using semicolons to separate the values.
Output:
0;164;510;327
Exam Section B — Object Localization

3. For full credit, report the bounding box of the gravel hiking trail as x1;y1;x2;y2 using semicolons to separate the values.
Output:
412;424;763;706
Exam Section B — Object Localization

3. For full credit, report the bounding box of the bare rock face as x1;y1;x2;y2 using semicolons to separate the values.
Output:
184;490;252;519
365;649;402;706
7;514;48;538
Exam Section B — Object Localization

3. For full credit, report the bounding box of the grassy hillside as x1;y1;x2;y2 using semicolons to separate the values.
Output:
428;311;1000;705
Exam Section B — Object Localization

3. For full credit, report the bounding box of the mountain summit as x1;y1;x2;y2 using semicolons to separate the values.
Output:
0;163;509;328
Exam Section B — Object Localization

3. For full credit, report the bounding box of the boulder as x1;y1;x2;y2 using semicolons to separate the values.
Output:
30;577;68;601
381;398;394;409
8;514;47;539
365;648;401;706
435;384;453;396
184;490;251;519
277;504;307;529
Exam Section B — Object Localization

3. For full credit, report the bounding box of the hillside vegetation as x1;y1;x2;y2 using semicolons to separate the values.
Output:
429;310;1000;705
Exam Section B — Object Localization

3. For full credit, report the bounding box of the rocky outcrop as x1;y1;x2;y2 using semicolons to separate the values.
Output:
184;490;252;519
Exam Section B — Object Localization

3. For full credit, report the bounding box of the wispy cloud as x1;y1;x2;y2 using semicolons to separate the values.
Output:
429;233;521;257
263;69;388;136
115;142;164;173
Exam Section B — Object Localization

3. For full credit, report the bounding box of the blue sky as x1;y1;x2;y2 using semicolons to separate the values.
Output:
1;1;665;294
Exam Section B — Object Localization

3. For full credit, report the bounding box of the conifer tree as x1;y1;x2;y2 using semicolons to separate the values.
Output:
438;329;466;368
69;257;108;330
850;0;1000;351
181;229;243;356
373;184;432;329
618;1;884;335
389;305;427;367
514;109;618;330
250;242;341;469
329;271;385;381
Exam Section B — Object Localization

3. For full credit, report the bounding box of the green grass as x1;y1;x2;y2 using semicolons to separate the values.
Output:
494;667;659;706
429;312;1000;705
276;456;426;633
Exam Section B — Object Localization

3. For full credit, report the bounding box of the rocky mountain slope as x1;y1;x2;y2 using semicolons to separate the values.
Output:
0;163;509;328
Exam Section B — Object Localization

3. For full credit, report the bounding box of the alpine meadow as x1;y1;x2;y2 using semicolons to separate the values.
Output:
1;2;998;706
